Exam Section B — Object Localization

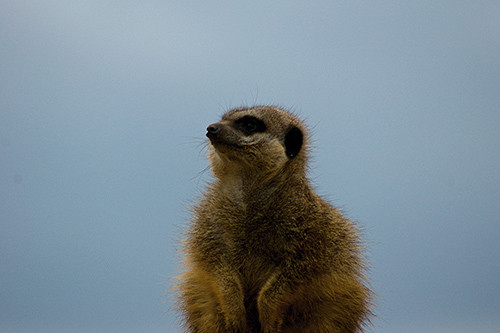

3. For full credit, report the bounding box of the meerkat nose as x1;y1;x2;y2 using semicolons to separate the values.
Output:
207;124;220;135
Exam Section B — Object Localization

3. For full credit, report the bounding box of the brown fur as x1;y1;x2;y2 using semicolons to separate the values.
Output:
177;106;371;332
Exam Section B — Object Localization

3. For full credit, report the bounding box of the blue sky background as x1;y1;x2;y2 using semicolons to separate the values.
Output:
1;1;499;332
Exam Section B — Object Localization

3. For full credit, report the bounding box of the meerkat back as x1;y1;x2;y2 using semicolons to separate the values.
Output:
177;106;371;333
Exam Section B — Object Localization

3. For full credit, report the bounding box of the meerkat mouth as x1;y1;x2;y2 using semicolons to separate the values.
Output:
208;139;246;154
207;133;255;150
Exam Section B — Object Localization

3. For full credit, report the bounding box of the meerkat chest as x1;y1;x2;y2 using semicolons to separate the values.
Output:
210;191;305;264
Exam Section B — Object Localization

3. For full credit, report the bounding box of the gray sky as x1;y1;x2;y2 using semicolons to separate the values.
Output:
1;1;499;332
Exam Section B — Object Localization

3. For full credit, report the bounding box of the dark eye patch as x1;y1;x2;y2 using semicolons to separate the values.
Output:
235;116;267;135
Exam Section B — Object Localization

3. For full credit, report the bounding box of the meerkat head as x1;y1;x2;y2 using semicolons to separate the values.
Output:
205;106;309;182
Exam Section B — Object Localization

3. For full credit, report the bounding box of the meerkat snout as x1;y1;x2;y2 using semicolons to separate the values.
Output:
206;123;220;135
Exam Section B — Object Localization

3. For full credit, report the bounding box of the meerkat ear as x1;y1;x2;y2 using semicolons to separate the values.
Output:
284;126;303;158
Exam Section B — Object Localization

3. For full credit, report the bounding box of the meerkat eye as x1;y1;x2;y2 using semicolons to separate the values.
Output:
235;116;266;135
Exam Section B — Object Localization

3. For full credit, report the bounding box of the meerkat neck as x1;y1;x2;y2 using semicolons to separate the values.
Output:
214;169;310;208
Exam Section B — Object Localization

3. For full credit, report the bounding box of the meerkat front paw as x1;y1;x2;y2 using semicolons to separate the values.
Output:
223;305;247;332
257;292;284;333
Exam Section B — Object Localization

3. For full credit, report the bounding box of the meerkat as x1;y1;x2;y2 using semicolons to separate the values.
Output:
177;106;371;332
